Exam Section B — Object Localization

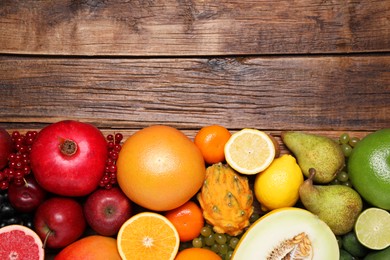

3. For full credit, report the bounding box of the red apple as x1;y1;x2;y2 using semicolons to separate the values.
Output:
0;127;13;170
34;197;86;248
83;187;132;236
8;174;47;213
30;120;108;196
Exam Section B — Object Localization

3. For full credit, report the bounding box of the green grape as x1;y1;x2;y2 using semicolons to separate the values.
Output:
219;244;229;255
349;137;360;147
337;171;349;182
215;233;227;245
200;226;212;237
192;237;203;248
249;213;260;223
229;237;240;249
211;243;219;253
226;250;234;260
341;143;353;157
204;233;215;246
225;234;232;244
343;180;353;187
330;178;340;185
339;133;350;144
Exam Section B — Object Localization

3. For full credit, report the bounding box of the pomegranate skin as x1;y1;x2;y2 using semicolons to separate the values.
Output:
0;127;13;170
30;120;108;197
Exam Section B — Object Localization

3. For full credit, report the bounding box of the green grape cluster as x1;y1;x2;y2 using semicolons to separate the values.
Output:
331;133;360;187
180;213;261;260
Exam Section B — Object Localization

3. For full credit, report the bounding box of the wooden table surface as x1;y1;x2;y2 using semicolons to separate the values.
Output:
1;0;389;148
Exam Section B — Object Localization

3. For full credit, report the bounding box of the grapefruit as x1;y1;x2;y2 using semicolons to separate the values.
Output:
117;125;206;211
0;224;44;260
175;247;222;260
348;128;390;210
55;235;121;260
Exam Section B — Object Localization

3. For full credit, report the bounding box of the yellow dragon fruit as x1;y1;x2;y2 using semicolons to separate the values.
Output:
197;163;254;236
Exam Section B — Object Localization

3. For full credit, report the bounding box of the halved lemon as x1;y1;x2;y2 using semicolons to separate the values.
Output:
117;212;180;260
224;128;276;175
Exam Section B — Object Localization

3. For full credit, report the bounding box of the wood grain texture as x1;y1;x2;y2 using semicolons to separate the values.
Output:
1;55;389;132
1;0;389;56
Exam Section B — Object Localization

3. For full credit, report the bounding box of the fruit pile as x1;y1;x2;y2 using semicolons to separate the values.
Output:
0;121;389;260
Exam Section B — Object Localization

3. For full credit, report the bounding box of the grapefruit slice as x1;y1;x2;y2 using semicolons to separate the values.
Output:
0;224;44;260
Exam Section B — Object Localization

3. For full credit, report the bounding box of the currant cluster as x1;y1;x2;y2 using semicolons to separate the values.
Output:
0;131;38;190
99;133;123;189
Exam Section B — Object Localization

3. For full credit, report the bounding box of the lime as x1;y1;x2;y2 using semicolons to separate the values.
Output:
364;246;390;260
348;128;390;210
339;249;354;260
342;231;369;257
354;208;390;250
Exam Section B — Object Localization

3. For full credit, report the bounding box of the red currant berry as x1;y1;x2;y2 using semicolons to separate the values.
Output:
115;133;123;144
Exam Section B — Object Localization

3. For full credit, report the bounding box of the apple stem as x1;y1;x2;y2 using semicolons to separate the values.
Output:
23;177;28;188
42;229;52;249
60;139;77;156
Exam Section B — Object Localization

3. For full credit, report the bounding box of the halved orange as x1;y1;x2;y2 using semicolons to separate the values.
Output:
224;128;276;175
117;212;180;260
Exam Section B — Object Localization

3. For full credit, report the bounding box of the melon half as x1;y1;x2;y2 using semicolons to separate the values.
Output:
232;207;339;260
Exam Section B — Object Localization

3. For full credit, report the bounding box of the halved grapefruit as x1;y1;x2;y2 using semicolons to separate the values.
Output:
0;224;44;260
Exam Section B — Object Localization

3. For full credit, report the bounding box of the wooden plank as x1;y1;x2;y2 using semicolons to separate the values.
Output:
1;0;389;56
1;55;389;131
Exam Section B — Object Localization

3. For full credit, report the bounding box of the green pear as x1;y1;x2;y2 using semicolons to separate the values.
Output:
299;168;363;236
281;131;344;183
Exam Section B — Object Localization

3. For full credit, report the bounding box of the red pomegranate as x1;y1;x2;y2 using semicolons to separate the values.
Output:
30;120;108;196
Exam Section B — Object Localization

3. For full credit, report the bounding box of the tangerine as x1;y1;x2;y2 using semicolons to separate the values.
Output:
165;201;204;242
117;125;206;211
175;248;222;260
194;125;231;164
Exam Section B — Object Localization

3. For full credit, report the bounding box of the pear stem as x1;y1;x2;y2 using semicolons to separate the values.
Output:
308;168;316;182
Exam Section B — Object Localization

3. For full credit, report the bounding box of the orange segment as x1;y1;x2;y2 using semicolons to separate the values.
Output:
117;212;180;260
224;128;276;175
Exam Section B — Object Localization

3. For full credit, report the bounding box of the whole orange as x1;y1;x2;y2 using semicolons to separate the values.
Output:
55;235;121;260
194;125;231;164
175;248;222;260
117;125;206;211
165;201;204;242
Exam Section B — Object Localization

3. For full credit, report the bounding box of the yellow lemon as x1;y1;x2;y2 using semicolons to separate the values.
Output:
254;154;303;211
224;128;277;175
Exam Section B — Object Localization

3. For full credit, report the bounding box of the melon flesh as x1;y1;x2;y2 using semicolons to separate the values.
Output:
232;207;339;260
